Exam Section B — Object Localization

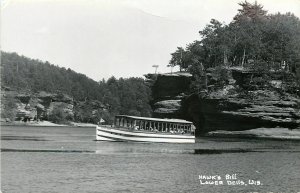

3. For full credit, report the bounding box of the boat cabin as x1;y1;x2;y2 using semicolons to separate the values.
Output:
114;115;194;134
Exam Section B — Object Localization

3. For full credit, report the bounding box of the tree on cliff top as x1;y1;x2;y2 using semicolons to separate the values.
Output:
170;1;300;73
169;1;300;89
168;47;188;71
233;1;268;23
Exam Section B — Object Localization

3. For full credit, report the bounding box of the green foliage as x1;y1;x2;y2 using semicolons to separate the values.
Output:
211;66;231;87
169;47;186;70
93;109;111;124
1;94;17;121
189;63;207;93
1;52;153;124
48;107;67;124
169;1;300;84
233;1;267;22
297;68;300;85
98;77;152;123
1;52;102;101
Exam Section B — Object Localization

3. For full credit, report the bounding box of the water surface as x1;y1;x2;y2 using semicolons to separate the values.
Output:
1;126;300;193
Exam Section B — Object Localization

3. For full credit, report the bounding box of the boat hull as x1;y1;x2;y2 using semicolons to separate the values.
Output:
96;126;195;143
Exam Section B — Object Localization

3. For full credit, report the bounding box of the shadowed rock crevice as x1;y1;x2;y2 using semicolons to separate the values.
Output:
181;94;299;136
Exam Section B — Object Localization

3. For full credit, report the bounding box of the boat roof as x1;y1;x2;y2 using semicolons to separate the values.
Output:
116;115;193;124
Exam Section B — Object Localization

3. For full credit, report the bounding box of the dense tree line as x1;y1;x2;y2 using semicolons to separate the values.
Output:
169;1;300;88
1;52;103;101
97;77;152;123
1;52;152;123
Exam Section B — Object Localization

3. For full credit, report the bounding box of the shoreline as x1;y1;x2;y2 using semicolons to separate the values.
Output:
1;122;300;141
206;128;300;141
1;121;97;128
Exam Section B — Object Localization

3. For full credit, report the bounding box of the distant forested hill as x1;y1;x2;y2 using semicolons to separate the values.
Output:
1;52;152;123
1;52;103;101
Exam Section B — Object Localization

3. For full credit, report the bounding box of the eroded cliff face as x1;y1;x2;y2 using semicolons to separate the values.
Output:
181;90;299;136
146;72;192;118
1;90;106;123
151;73;192;100
149;70;300;136
0;91;74;121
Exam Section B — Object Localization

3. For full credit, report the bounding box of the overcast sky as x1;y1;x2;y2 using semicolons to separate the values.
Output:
2;0;300;80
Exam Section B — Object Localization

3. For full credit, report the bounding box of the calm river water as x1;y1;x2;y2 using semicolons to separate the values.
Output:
1;125;300;193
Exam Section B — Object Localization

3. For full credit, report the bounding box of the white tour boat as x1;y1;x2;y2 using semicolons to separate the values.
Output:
96;115;195;143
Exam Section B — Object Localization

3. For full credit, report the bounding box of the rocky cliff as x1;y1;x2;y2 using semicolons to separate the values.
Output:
149;69;300;136
1;89;106;124
145;72;192;118
181;90;299;136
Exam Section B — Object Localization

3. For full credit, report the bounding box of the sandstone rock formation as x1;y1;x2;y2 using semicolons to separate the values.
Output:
146;72;192;118
181;91;299;135
148;69;299;136
1;90;106;124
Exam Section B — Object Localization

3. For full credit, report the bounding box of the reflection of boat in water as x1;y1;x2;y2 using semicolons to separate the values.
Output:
96;115;195;143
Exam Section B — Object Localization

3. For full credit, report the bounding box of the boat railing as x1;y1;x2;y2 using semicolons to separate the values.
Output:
109;115;194;135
